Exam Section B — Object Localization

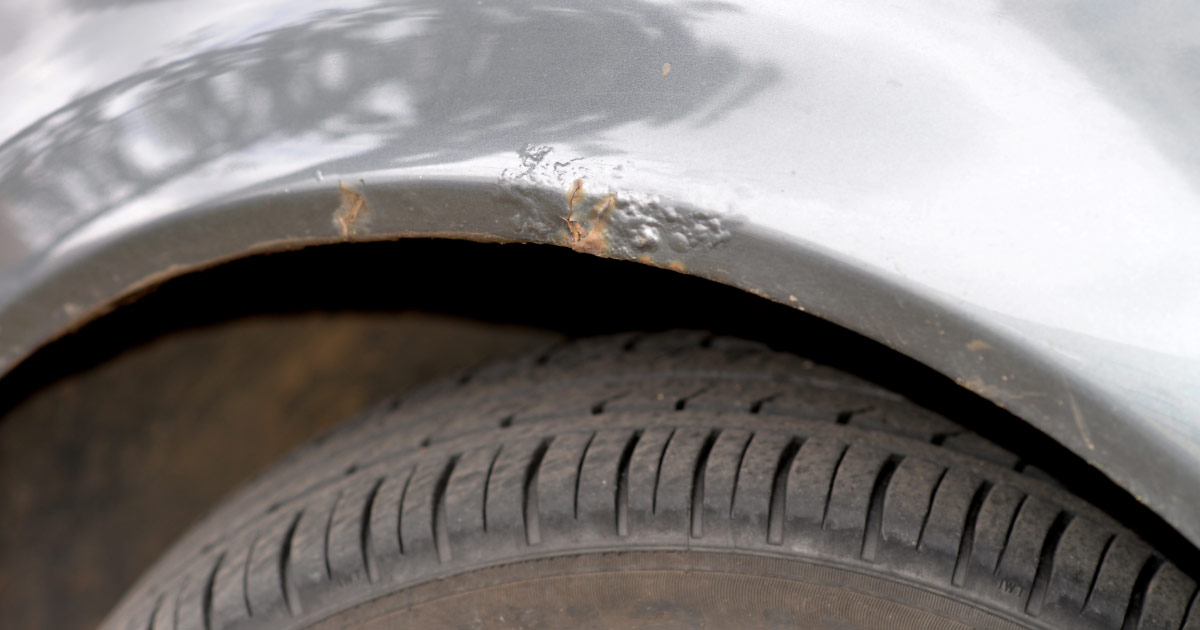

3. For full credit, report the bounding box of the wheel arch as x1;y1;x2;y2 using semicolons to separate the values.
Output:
1;181;1197;555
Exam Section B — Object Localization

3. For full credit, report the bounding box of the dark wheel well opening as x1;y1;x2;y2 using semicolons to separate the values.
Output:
1;238;1196;613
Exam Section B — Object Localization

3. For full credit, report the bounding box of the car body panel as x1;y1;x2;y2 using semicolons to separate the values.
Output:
2;0;1200;545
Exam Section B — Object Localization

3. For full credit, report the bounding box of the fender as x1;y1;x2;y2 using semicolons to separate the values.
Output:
2;0;1200;547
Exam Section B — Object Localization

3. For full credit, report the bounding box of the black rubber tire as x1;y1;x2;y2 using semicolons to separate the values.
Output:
101;332;1199;630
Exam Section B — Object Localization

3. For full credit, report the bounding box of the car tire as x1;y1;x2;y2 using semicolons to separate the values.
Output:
101;332;1198;630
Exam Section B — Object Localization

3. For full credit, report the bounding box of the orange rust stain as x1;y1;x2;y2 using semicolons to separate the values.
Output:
571;226;608;254
668;261;686;273
662;63;671;77
334;181;368;237
589;194;616;223
567;178;584;212
561;184;618;255
566;194;617;255
561;214;587;243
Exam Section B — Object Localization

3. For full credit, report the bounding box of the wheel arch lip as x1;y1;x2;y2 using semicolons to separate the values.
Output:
3;0;1200;548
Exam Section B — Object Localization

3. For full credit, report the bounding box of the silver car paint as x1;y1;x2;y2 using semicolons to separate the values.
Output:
2;0;1199;545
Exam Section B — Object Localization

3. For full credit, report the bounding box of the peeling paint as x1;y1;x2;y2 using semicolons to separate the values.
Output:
333;181;369;237
565;193;617;255
499;145;737;262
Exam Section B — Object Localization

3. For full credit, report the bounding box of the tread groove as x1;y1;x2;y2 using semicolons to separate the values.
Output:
729;432;757;518
652;429;678;514
523;439;553;545
242;534;259;617
360;477;385;581
173;576;187;630
1082;534;1117;612
622;333;649;352
994;494;1030;576
574;433;598;519
953;481;993;587
690;429;721;538
835;407;872;425
820;445;851;529
482;446;503;533
1180;585;1199;630
590;393;628;415
202;552;225;630
145;594;164;630
1122;556;1164;630
767;437;803;545
616;431;643;537
323;491;342;579
748;394;780;415
396;467;415;555
432;456;459;563
674;387;711;411
278;511;302;616
861;455;904;560
916;467;949;549
1025;511;1073;615
534;340;570;365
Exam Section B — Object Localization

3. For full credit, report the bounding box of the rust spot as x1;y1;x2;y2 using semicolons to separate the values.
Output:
567;178;584;212
668;261;686;273
662;63;671;77
570;217;609;255
334;181;368;237
588;194;616;223
561;214;587;244
562;188;618;255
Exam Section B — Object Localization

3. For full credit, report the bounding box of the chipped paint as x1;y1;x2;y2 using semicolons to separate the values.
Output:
564;192;617;254
500;145;737;263
333;181;369;237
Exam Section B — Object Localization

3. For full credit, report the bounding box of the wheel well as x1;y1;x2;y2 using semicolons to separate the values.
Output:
1;238;1196;594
